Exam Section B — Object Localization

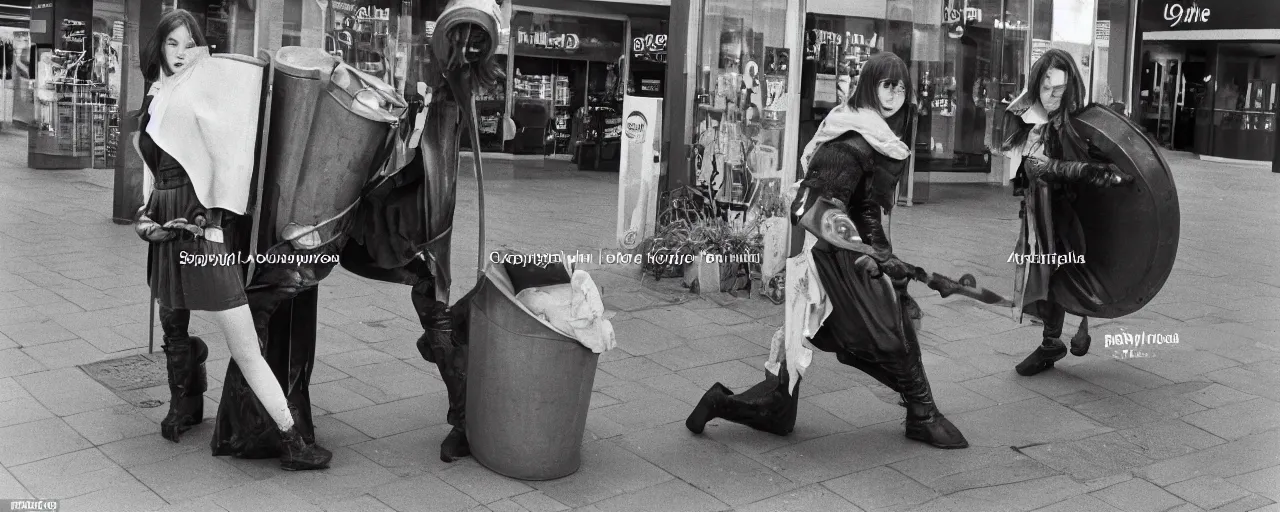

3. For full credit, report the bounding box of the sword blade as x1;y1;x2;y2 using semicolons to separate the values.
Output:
921;271;1015;307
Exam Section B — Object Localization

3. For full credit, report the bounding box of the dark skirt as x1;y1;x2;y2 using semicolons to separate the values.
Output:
146;169;248;312
805;244;914;364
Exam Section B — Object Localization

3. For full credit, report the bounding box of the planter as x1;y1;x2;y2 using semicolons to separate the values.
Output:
683;252;752;295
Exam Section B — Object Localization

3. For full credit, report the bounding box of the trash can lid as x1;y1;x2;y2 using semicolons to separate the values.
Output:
274;47;337;80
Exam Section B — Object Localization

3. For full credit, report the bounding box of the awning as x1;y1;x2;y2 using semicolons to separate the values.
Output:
1143;29;1280;41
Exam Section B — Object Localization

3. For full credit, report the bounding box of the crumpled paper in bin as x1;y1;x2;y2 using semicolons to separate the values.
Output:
515;270;617;353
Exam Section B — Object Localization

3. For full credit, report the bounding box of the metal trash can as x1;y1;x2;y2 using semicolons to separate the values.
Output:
263;46;402;250
465;264;599;481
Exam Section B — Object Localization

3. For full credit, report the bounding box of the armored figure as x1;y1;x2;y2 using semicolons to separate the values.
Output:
685;53;967;449
135;9;331;470
1001;49;1138;376
207;0;506;464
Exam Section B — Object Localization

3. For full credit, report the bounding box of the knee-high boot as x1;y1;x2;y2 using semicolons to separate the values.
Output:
686;366;800;437
892;313;968;449
159;307;208;443
413;284;470;463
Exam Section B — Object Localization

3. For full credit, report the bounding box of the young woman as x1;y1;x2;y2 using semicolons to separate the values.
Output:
687;52;968;449
1000;49;1131;376
133;9;331;471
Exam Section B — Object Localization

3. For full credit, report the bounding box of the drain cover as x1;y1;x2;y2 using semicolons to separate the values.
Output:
81;354;170;407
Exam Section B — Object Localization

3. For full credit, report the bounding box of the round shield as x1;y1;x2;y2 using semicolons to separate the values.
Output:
1052;104;1180;319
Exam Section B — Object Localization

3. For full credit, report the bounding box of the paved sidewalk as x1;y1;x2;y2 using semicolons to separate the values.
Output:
1;126;1279;512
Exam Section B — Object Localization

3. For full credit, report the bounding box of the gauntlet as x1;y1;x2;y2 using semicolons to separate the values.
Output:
135;207;178;243
1025;157;1133;188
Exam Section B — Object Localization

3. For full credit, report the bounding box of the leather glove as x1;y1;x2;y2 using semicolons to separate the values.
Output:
162;218;204;240
1087;163;1134;187
877;253;916;281
1027;157;1133;188
134;207;177;243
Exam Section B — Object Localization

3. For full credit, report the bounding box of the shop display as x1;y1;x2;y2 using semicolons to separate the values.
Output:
325;0;400;86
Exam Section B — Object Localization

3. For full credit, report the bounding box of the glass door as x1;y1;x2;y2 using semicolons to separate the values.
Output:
1157;58;1181;147
911;0;1004;174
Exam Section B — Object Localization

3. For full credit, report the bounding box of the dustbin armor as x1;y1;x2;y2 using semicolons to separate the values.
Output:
209;0;508;465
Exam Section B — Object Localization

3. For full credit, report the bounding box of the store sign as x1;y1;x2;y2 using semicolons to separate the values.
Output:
632;34;666;56
517;29;580;50
512;12;624;61
943;6;983;24
809;29;872;48
1140;0;1280;32
1162;2;1210;28
355;6;390;21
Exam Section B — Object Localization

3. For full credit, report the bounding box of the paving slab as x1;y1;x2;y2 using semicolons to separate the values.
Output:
621;424;797;507
1179;398;1280;441
572;479;730;512
1091;477;1187;512
370;473;481;512
1136;430;1280;486
948;397;1114;448
438;461;537;504
526;441;672;508
16;366;128;417
821;466;940;510
0;417;94;467
127;450;254;503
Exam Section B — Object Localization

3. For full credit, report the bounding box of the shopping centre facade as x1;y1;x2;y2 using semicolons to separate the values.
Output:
9;0;1183;221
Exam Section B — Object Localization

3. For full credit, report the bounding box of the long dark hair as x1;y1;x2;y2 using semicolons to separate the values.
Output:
848;51;915;138
1003;48;1088;155
141;9;206;83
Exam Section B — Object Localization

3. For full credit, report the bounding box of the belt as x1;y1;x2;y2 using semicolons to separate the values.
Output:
152;168;192;190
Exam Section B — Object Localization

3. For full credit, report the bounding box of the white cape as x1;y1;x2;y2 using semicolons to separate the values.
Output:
139;47;264;215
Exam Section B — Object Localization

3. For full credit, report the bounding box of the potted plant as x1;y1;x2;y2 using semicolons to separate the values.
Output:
638;187;765;295
682;215;764;294
638;188;715;281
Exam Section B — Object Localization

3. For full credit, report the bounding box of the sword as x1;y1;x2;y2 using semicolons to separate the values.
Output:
852;255;1014;307
912;267;1015;307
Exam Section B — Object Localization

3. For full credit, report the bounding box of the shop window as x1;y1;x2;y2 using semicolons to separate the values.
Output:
508;11;626;164
691;0;792;211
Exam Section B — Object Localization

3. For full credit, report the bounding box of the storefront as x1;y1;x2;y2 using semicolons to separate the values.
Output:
1136;0;1280;169
495;3;669;173
27;0;98;169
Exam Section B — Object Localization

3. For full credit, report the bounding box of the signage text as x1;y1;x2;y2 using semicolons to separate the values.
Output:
632;33;666;55
1163;2;1210;28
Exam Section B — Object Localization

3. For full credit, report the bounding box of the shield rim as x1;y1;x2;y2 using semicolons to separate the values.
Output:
1055;103;1180;319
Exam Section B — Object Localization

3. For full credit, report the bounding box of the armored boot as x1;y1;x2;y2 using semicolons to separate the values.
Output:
158;307;208;443
279;404;332;471
1016;338;1069;376
1017;300;1070;376
415;296;470;463
897;363;968;449
894;314;967;449
686;369;799;437
1070;317;1091;356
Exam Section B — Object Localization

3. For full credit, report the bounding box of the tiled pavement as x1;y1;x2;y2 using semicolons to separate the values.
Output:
1;126;1279;511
